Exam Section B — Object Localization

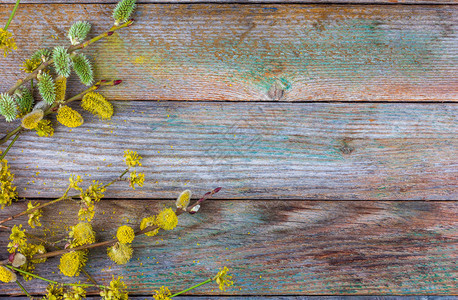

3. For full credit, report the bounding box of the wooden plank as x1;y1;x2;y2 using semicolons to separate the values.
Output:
0;200;456;295
1;0;457;4
0;101;456;200
0;4;457;102
5;298;458;300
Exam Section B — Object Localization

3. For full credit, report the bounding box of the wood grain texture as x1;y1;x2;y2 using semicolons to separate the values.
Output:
0;101;456;200
0;200;456;295
1;0;457;3
1;4;457;101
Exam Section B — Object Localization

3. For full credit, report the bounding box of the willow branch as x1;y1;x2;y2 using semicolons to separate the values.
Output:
32;188;222;260
6;20;133;96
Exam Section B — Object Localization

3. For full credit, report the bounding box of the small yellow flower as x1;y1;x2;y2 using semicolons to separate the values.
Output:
69;175;83;191
55;75;67;103
116;225;135;244
57;105;84;128
83;180;106;202
129;170;144;190
123;150;142;167
0;159;17;209
213;266;234;291
21;109;44;129
8;224;27;253
140;216;159;237
100;276;128;300
45;284;64;300
81;92;114;120
0;266;16;283
78;201;95;222
21;58;41;73
69;222;96;246
34;119;54;137
0;28;17;57
59;250;87;277
63;285;86;300
176;189;191;210
27;201;42;228
153;286;172;300
107;242;133;265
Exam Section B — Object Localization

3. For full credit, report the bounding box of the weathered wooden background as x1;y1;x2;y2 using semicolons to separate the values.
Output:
0;0;457;298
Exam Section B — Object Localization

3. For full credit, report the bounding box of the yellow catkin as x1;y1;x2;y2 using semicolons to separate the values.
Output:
57;106;83;128
81;92;113;120
107;242;133;264
140;216;159;237
54;76;67;103
156;208;178;231
59;251;86;277
116;225;135;244
21;109;44;129
0;266;16;283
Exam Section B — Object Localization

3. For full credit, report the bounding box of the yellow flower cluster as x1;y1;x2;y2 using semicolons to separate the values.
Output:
58;250;88;277
21;58;41;73
140;216;158;237
153;286;172;300
129;170;144;190
69;222;96;247
21;109;44;130
0;28;17;57
34;119;54;137
79;180;106;222
57;105;83;128
116;225;135;244
0;266;16;283
107;242;133;265
18;243;47;281
123;150;142;167
213;266;234;291
100;276;129;300
63;285;86;300
0;159;17;209
156;208;178;231
27;201;43;228
55;76;67;103
8;224;26;253
81;92;113;120
45;284;63;300
140;207;178;238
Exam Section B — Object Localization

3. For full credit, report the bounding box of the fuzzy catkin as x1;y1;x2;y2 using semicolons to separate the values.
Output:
37;73;56;105
68;21;91;45
72;53;93;86
81;92;113;120
0;93;18;122
57;106;83;128
113;0;136;24
52;46;71;77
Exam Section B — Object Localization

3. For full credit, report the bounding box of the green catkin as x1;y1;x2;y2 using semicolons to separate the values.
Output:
31;48;50;62
0;93;18;122
72;53;93;86
68;21;91;45
15;87;34;115
52;46;71;78
113;0;136;25
37;73;56;105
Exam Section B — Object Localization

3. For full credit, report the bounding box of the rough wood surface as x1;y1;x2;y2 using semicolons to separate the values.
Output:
1;0;457;3
0;101;457;200
0;200;456;295
1;4;457;101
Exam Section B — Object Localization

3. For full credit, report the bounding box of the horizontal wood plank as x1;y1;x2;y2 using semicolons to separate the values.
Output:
0;101;456;200
1;4;457;101
0;200;456;295
1;0;457;3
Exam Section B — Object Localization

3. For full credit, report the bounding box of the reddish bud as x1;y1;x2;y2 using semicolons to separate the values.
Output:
114;80;123;86
107;31;114;36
